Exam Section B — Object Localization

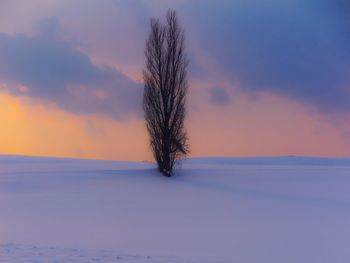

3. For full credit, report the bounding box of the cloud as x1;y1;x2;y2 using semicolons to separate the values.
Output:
186;0;350;113
34;17;61;39
2;1;350;115
0;17;142;119
208;87;231;106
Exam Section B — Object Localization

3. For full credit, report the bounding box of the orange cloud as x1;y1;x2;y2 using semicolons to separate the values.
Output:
187;89;350;158
0;92;150;161
0;88;349;161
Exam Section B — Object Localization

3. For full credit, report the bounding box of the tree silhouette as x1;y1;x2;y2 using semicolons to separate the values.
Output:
143;10;189;177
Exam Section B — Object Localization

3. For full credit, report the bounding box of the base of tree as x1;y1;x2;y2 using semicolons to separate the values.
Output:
159;168;172;177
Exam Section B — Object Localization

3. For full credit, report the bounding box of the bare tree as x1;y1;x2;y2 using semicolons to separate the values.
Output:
143;10;189;177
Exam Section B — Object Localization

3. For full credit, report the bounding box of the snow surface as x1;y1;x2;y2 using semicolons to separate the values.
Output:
0;155;350;262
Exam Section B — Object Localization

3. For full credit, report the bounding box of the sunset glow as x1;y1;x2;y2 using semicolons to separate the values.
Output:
0;0;349;160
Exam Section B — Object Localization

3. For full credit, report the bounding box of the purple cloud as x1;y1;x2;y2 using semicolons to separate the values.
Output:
2;0;350;114
186;0;350;113
0;17;142;119
208;87;231;106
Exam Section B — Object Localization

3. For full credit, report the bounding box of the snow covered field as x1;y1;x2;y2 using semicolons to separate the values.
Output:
0;155;350;263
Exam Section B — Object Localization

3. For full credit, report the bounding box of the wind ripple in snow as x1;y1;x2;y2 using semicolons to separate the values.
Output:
0;244;215;263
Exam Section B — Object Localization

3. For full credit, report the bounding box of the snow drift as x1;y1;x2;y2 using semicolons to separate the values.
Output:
0;155;349;262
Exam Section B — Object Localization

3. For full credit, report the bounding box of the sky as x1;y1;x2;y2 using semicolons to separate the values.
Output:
0;0;349;160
